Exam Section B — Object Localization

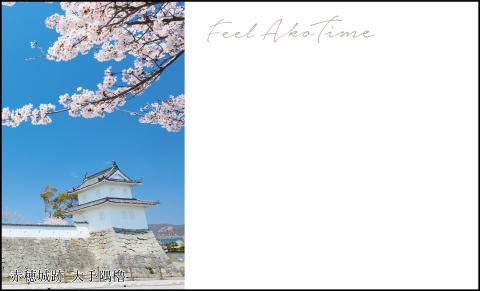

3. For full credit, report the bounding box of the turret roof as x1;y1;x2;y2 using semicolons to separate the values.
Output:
66;162;141;194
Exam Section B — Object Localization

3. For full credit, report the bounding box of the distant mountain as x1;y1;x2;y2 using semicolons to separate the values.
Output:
149;224;184;240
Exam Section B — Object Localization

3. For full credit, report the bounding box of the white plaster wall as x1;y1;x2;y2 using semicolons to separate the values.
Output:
77;183;133;204
73;207;112;231
1;224;89;239
75;223;90;235
108;205;148;230
73;205;148;231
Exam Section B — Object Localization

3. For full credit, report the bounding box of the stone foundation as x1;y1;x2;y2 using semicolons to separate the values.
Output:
89;228;181;278
1;228;180;279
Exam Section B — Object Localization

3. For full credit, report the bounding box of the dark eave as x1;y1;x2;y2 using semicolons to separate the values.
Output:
66;178;141;194
64;197;159;214
102;177;142;183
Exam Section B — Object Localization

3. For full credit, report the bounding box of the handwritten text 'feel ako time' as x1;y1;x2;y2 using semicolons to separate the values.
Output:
207;16;375;43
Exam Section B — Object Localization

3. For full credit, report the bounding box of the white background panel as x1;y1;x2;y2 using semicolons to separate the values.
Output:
185;3;478;289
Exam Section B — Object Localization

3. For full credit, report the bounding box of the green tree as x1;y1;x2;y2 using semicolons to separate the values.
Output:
52;192;78;219
40;186;78;219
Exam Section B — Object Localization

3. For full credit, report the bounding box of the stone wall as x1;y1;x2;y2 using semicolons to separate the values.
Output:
1;228;180;279
88;228;181;278
1;237;96;277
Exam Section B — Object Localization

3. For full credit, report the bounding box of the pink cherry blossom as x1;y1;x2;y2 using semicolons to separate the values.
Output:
2;103;56;127
139;94;185;132
42;217;69;225
31;103;56;125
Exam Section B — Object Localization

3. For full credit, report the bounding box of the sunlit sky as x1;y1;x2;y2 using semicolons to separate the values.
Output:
1;2;185;225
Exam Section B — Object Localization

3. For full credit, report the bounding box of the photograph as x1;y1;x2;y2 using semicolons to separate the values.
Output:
2;1;184;289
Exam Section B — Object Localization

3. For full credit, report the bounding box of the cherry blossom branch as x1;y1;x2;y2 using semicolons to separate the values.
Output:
3;2;185;131
44;49;183;116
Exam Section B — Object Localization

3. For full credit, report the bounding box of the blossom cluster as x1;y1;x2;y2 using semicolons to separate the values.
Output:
2;103;55;127
58;67;126;119
45;2;184;64
42;217;69;225
139;94;185;132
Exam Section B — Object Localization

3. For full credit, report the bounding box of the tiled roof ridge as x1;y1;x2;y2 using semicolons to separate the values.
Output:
84;162;118;181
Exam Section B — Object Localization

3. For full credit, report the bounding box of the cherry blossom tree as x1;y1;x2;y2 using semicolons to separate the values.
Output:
2;2;185;132
42;217;69;225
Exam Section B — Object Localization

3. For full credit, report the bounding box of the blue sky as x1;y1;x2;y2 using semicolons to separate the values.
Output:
1;3;184;225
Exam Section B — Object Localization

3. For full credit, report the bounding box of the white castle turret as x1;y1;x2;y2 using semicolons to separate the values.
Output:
64;162;159;231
